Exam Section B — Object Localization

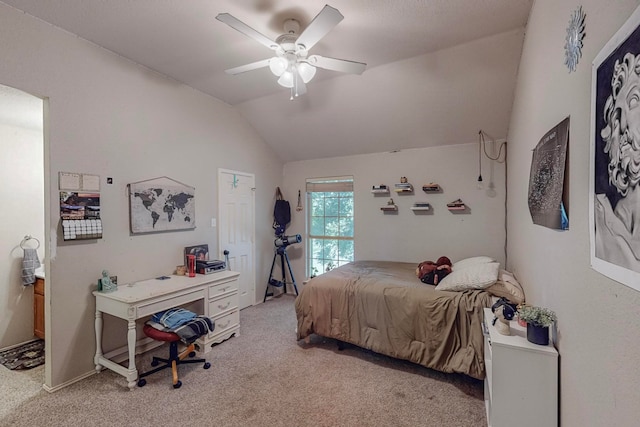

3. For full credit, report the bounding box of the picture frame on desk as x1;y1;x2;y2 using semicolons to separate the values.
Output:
184;244;209;266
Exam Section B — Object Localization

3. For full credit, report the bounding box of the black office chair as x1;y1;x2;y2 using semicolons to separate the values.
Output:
137;324;210;389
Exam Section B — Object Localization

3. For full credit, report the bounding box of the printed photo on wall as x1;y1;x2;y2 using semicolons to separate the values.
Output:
527;117;569;231
590;5;640;292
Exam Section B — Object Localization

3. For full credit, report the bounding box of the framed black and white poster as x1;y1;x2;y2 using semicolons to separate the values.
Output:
590;5;640;291
528;117;570;230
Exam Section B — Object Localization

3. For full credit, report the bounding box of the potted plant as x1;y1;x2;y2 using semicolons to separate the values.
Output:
517;305;557;345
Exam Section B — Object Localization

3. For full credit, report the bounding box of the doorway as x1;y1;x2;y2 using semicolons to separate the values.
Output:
0;83;47;395
217;169;255;309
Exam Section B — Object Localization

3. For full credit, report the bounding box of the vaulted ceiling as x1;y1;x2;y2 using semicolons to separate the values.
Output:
1;0;532;162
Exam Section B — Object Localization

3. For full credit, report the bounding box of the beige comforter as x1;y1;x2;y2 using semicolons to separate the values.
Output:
295;261;491;379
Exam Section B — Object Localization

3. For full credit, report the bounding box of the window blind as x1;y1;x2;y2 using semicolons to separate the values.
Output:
306;177;353;193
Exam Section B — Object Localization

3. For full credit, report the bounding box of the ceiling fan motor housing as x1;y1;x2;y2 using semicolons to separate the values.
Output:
283;18;300;35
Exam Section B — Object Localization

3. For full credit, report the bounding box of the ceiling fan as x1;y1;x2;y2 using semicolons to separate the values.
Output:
216;5;366;99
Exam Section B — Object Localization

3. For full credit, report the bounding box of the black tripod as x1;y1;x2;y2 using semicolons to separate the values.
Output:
264;246;298;302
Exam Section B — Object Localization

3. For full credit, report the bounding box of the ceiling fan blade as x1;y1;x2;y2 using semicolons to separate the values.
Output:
225;58;271;75
308;55;367;75
295;5;343;50
216;13;278;50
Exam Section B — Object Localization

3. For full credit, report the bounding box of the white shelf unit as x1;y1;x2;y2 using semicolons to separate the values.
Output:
483;308;558;427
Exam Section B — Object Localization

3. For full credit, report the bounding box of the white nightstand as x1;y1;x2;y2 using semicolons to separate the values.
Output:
483;308;558;427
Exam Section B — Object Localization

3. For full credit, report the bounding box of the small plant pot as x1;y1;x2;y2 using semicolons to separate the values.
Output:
526;323;549;345
517;315;527;328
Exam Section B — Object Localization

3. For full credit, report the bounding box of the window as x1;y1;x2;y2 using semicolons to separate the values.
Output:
306;177;354;277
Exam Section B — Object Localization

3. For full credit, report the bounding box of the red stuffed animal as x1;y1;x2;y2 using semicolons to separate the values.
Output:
416;256;452;285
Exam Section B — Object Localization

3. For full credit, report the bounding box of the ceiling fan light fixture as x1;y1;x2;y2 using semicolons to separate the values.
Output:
269;57;287;77
297;62;316;83
278;71;294;88
218;5;367;98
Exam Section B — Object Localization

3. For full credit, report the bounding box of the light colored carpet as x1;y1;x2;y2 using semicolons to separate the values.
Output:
0;295;486;427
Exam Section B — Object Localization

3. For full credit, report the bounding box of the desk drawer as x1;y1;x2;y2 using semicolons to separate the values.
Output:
208;280;237;298
136;289;206;318
211;310;239;337
209;293;237;317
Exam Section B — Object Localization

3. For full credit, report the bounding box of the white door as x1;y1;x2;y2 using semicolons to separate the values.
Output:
218;169;255;309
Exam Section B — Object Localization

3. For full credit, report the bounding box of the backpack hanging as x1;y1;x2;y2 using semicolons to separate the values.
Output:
273;187;291;231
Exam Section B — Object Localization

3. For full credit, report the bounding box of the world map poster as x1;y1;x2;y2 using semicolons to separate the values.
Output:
128;177;195;234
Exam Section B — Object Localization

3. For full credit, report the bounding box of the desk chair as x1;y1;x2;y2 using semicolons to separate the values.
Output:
137;324;211;389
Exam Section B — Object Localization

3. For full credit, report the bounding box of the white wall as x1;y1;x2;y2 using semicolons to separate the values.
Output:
0;115;44;348
0;3;283;388
507;0;640;425
283;143;506;287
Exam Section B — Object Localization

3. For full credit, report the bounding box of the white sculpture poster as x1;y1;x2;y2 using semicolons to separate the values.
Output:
590;5;640;291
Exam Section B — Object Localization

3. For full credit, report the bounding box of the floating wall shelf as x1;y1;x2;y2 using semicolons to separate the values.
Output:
422;183;442;193
394;183;413;193
447;199;467;212
380;204;398;212
410;202;431;211
371;185;390;195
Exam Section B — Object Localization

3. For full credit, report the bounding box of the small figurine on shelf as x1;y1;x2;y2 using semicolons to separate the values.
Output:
491;298;518;336
99;270;117;293
381;198;398;212
394;178;413;193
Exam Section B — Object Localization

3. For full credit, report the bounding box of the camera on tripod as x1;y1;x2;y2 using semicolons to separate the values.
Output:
274;234;301;248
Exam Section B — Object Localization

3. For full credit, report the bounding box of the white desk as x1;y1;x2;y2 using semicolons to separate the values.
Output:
94;271;240;389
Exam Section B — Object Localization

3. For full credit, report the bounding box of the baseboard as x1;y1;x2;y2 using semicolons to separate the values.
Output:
43;369;96;393
0;338;41;353
43;337;163;393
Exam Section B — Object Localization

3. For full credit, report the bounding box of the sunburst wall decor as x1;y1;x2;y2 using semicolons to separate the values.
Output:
565;6;586;72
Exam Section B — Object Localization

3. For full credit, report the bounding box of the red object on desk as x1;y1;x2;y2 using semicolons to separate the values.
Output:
187;254;196;277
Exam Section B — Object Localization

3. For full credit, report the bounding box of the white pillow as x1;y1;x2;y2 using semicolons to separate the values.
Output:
435;261;500;291
452;256;496;271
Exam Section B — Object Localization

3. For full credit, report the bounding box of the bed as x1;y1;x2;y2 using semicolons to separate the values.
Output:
295;260;496;380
